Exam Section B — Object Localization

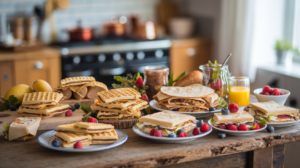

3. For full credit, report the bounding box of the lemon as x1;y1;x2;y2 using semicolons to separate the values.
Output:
32;80;52;92
4;84;33;104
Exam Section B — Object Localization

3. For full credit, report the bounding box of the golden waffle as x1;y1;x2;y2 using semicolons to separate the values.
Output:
57;124;89;133
18;104;70;118
74;122;114;133
97;88;141;103
55;131;92;148
91;129;118;144
95;99;138;110
61;76;95;87
93;99;148;111
88;81;108;90
22;92;63;106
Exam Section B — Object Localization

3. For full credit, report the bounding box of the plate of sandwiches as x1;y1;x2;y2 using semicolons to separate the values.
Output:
133;111;212;143
91;88;148;121
150;84;221;118
208;110;267;136
17;92;70;118
38;122;128;152
244;101;300;128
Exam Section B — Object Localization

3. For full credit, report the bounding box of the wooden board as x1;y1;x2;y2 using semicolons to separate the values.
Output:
0;42;44;52
60;98;96;109
0;109;85;136
98;118;139;129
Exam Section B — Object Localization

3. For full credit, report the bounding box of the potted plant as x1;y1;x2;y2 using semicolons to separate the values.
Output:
274;40;299;65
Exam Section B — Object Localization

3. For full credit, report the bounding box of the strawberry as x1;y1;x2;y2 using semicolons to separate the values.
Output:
229;125;237;131
135;77;143;88
192;127;200;135
87;117;97;123
228;103;239;113
250;123;260;130
74;141;83;149
200;123;210;132
238;124;248;131
149;129;156;136
154;130;162;137
226;123;234;129
141;94;149;102
263;85;272;94
65;110;72;117
218;124;227;129
272;88;280;95
178;132;186;137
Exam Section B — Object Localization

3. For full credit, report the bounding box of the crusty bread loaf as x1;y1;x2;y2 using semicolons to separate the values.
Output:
174;70;203;87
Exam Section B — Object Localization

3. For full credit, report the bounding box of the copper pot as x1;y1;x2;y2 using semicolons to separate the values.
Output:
67;27;92;41
103;22;125;36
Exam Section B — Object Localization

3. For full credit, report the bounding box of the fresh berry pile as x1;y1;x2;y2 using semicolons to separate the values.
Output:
260;85;284;95
217;122;261;131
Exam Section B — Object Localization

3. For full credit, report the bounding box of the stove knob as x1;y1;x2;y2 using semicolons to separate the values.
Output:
98;54;106;62
126;52;134;60
137;52;145;60
113;53;121;61
73;56;81;64
155;49;163;58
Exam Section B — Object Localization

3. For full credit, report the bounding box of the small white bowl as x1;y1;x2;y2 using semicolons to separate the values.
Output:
253;88;290;105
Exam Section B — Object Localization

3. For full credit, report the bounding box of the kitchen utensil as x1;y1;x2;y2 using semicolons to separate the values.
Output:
34;5;45;41
169;18;194;38
222;53;232;67
24;17;34;42
103;21;125;37
13;17;23;40
67;20;93;41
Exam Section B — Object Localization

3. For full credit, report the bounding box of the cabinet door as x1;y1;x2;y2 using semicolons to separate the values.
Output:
0;61;13;96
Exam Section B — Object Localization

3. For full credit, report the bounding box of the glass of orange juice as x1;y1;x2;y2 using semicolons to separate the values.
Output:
229;76;250;107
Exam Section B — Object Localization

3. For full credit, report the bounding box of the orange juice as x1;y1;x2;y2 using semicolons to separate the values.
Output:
229;86;250;106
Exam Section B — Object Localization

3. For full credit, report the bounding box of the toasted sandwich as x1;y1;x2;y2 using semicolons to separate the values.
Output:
98;88;141;103
92;99;148;113
91;129;118;144
136;111;196;136
245;101;300;122
3;117;41;141
212;110;254;128
54;131;92;148
74;122;114;133
18;104;70;118
60;76;95;87
57;123;89;133
21;92;63;108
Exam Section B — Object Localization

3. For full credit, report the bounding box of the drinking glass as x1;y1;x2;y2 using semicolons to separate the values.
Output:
229;76;250;107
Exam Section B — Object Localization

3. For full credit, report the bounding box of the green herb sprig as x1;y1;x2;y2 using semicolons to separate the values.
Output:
0;95;18;112
168;71;187;86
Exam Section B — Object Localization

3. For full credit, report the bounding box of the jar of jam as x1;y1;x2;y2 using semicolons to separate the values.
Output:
143;66;169;100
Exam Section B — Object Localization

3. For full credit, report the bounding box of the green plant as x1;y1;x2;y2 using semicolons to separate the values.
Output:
275;40;293;51
168;71;187;86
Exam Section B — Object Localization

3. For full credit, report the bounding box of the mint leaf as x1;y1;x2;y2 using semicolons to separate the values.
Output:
208;60;213;67
8;95;18;105
0;104;8;112
144;108;151;114
174;71;187;82
257;119;267;126
136;72;140;81
114;76;124;82
168;73;174;86
80;104;90;113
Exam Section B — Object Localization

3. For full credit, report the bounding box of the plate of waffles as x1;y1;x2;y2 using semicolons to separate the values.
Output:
38;122;128;152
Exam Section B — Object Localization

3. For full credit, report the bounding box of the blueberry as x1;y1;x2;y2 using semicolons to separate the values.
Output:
221;108;230;115
15;104;21;108
209;107;216;111
218;132;226;139
168;132;177;138
176;129;185;136
52;139;61;147
9;105;17;111
196;120;205;127
156;125;161;130
74;103;80;109
70;105;75;112
266;125;274;132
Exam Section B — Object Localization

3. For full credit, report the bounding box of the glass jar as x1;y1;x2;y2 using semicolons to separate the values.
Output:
199;64;230;98
229;76;250;107
143;66;169;100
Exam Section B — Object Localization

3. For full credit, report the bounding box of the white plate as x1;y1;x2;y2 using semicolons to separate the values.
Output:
38;129;128;152
132;123;212;143
149;100;222;118
266;119;300;128
208;120;267;136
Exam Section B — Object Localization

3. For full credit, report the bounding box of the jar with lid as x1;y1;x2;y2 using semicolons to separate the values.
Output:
143;66;169;100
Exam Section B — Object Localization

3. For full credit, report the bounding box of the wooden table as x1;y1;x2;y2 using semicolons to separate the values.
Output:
1;96;299;168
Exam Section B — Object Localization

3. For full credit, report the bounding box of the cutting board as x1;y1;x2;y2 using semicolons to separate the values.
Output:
60;98;96;109
0;109;85;136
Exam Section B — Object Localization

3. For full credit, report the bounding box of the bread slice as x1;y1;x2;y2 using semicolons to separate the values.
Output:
248;101;299;116
92;99;148;112
22;92;63;106
91;129;118;144
18;104;70;116
57;124;89;133
98;88;141;103
55;131;92;142
74;122;114;133
143;123;195;136
139;111;196;129
213;110;254;124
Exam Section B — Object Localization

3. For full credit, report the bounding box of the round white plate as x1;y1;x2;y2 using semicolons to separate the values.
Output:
149;100;222;118
208;120;267;136
132;123;212;143
38;129;128;152
266;119;300;128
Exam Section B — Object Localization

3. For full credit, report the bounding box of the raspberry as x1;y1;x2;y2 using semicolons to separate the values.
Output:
264;92;270;95
154;130;162;137
65;110;72;117
279;91;284;95
149;129;156;136
210;79;222;90
227;123;234;129
183;132;187;137
192;127;200;135
260;92;264;95
238;124;248;131
218;124;227;129
74;141;83;149
228;103;239;113
135;77;143;88
229;125;237;131
178;132;186;137
272;88;280;95
263;85;272;94
87;117;97;123
250;123;260;130
200;123;210;132
141;94;149;102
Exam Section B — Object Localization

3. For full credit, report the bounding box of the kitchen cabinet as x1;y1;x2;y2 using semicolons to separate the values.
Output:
170;38;211;77
0;47;60;96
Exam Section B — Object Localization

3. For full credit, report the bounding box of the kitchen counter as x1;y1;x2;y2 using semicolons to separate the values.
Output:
1;96;299;168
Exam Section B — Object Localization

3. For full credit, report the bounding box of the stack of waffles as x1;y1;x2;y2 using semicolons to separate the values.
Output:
91;88;149;120
57;76;108;100
18;92;70;118
55;122;118;147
